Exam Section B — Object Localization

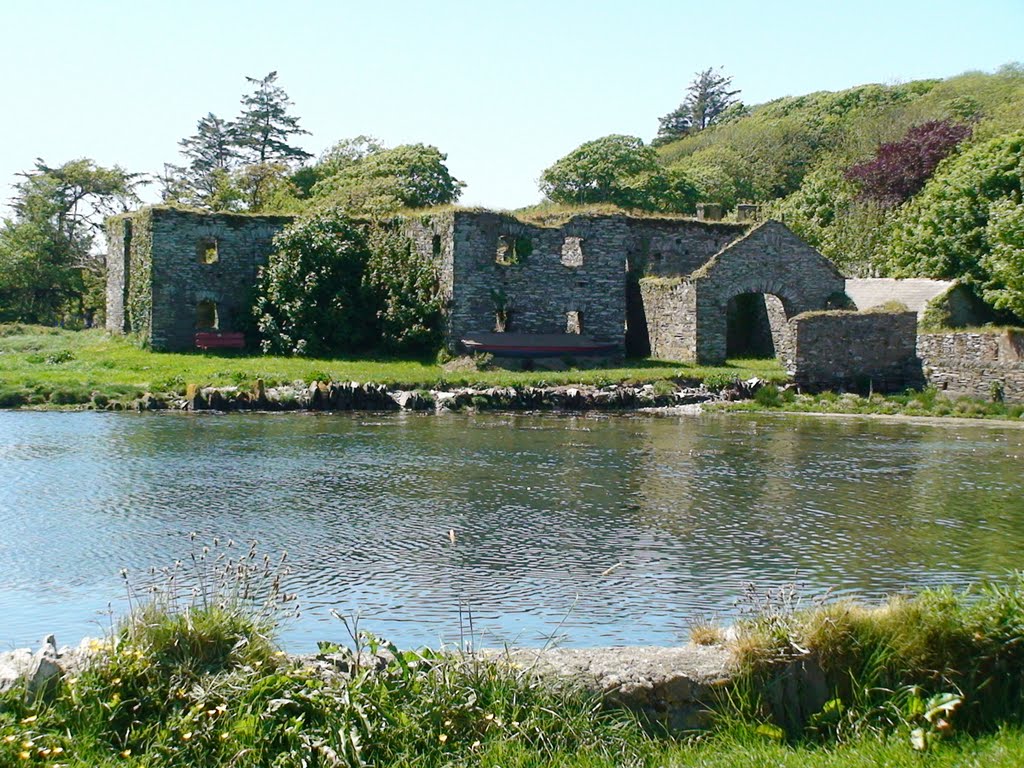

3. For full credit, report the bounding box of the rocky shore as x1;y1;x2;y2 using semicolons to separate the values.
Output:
109;378;766;413
1;635;735;733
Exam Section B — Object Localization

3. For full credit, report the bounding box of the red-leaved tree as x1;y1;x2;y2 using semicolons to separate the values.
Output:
844;120;972;206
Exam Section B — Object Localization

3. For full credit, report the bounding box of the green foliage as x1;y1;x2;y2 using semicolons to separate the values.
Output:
0;159;141;325
310;142;464;215
730;577;1024;740
539;135;696;212
162;72;311;213
656;67;742;142
254;210;374;356
363;225;444;354
885;131;1024;320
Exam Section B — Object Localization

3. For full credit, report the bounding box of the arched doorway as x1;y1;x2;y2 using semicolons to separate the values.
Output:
726;292;787;359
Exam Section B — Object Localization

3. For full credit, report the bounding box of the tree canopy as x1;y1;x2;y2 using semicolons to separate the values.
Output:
309;141;464;214
163;72;311;212
885;131;1024;319
0;159;141;324
538;135;697;212
656;67;742;143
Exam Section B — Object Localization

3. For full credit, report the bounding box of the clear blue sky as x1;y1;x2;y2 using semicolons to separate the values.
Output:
1;0;1021;214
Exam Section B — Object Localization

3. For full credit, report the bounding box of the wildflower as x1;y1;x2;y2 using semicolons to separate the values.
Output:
3;735;16;743
438;734;448;744
17;751;30;760
182;732;193;741
22;740;35;749
52;746;64;755
39;747;52;757
111;678;122;685
20;716;37;724
443;719;452;726
120;748;132;757
219;732;230;741
471;740;481;749
483;713;494;721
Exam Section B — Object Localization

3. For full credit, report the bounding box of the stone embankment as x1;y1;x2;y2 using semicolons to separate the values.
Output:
113;379;765;413
1;636;735;733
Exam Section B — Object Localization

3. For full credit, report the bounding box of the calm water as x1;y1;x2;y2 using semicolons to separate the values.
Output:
1;410;1022;651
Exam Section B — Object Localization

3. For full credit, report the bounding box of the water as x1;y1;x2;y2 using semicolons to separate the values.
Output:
1;410;1022;651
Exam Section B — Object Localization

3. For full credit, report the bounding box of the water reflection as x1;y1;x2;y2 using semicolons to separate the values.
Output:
0;410;1021;651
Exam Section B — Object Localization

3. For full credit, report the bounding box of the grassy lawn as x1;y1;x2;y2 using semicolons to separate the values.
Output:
0;324;787;408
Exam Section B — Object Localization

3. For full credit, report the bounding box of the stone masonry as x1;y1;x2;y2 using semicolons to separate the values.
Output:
918;331;1024;403
790;310;923;393
107;208;292;350
640;221;846;366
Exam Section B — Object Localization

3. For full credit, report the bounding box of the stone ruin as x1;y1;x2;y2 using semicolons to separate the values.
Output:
107;206;983;394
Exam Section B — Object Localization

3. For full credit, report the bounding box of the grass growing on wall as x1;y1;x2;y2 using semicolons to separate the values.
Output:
0;324;787;408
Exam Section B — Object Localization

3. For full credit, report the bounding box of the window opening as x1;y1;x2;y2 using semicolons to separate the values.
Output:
196;300;219;330
197;237;219;264
566;311;583;335
561;236;584;267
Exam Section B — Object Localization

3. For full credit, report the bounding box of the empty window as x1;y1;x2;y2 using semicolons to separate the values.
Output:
197;237;219;264
496;234;532;265
431;234;442;258
566;311;583;335
196;300;219;330
561;236;584;267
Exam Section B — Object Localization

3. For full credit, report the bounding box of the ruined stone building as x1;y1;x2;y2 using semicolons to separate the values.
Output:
107;205;968;392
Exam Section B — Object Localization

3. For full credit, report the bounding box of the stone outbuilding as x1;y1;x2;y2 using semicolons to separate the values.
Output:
639;221;847;366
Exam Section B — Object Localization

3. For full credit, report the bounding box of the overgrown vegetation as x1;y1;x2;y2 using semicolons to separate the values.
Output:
722;385;1024;420
3;554;1024;765
726;577;1024;747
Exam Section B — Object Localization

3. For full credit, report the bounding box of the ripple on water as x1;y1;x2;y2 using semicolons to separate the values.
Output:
1;410;1023;650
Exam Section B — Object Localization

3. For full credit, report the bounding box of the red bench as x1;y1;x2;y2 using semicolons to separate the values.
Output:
194;331;246;350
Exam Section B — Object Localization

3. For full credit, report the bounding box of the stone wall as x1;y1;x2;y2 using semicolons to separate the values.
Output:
640;221;845;365
444;211;631;349
639;279;698;361
107;208;294;350
625;219;746;277
918;331;1024;402
791;310;922;392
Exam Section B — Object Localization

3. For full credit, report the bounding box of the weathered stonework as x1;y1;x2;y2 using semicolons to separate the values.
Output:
108;207;924;394
918;331;1024;403
790;310;923;392
107;208;293;350
640;221;845;366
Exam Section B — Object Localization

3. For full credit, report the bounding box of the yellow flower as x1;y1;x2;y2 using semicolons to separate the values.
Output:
219;732;230;741
19;716;37;724
39;747;52;757
120;748;132;757
52;746;64;755
17;751;30;760
182;732;193;742
21;741;34;749
438;733;448;744
3;735;16;743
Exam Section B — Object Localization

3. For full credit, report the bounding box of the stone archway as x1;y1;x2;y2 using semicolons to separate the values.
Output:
726;292;788;359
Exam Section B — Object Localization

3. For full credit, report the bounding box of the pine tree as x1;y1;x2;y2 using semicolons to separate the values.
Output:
164;113;239;207
233;71;312;165
657;68;741;142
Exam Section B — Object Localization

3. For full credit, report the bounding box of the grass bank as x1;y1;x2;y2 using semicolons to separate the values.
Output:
0;324;785;409
3;554;1024;766
720;383;1024;420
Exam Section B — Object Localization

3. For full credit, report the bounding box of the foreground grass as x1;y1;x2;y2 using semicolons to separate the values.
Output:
0;324;785;408
3;569;1024;767
721;383;1024;420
